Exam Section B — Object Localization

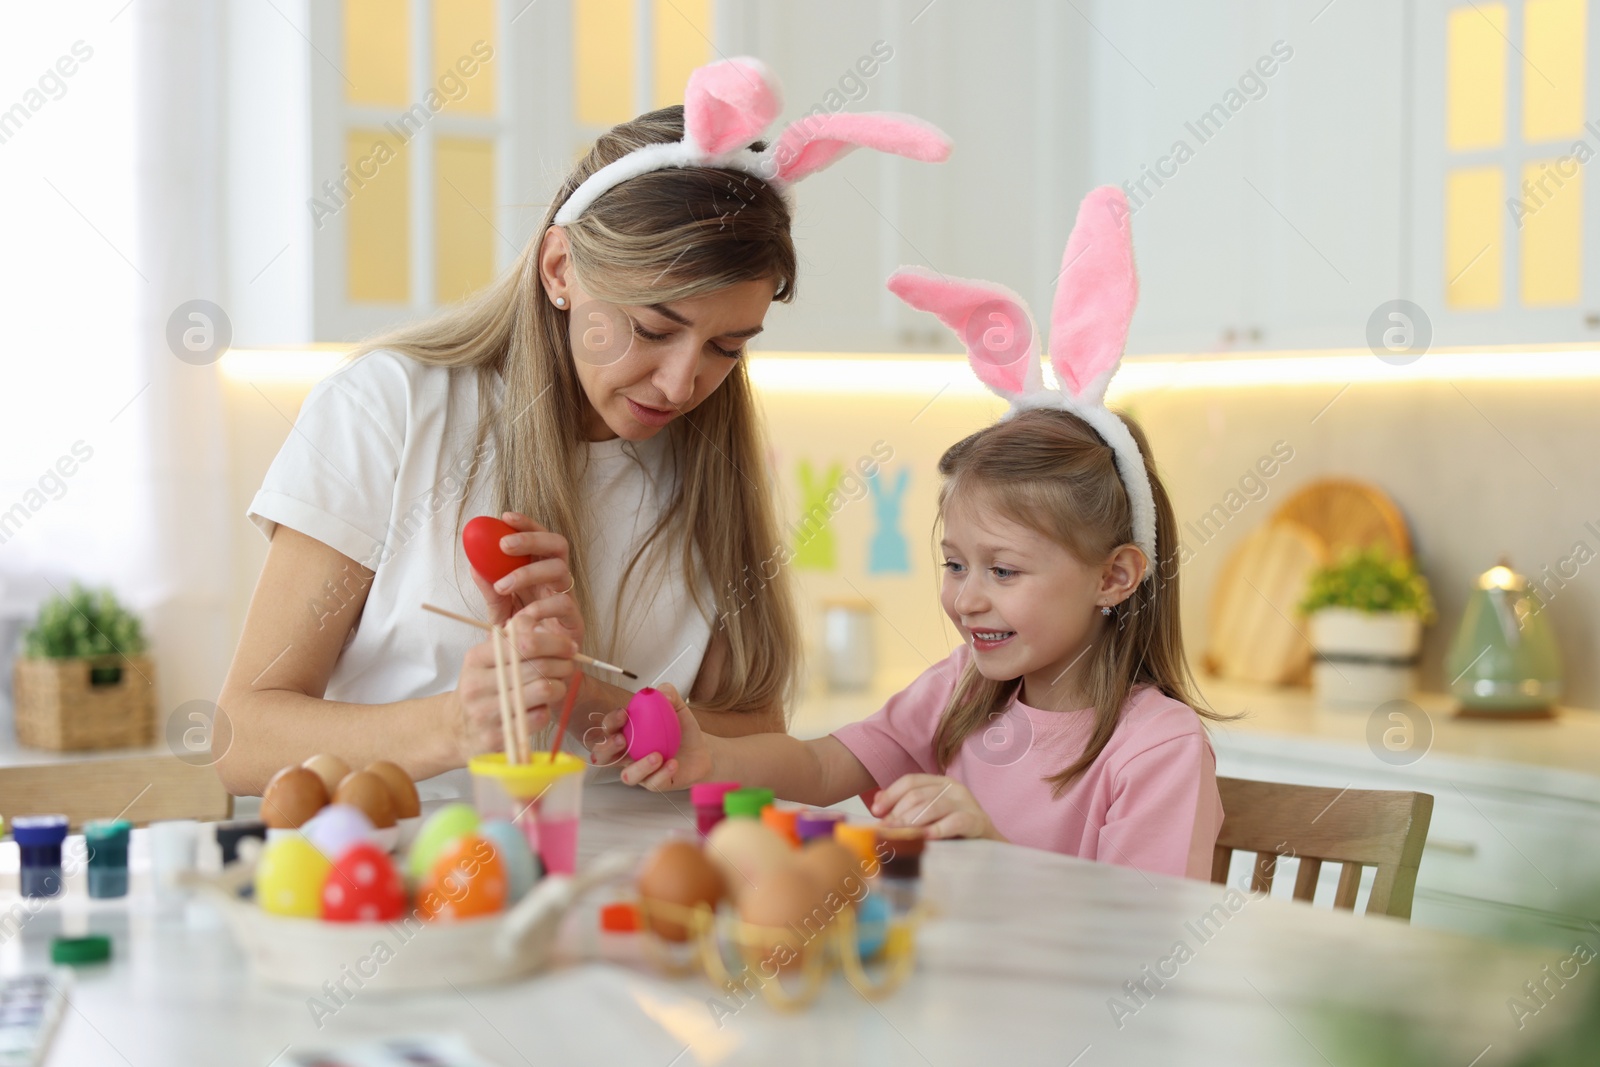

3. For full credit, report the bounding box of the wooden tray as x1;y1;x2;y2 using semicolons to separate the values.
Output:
1204;520;1327;685
1271;478;1411;559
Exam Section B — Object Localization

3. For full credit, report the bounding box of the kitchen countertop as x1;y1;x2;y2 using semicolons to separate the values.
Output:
12;780;1587;1066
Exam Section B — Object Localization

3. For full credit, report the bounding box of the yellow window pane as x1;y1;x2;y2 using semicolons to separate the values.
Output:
653;0;712;108
575;0;635;127
346;129;410;304
1445;167;1503;308
345;0;410;107
1447;4;1507;150
1524;0;1586;142
435;137;498;304
1520;159;1582;305
433;0;497;115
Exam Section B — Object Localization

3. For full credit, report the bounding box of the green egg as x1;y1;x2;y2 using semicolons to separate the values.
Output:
405;803;480;881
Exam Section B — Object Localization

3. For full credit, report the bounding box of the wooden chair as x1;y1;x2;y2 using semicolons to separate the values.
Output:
1210;777;1433;921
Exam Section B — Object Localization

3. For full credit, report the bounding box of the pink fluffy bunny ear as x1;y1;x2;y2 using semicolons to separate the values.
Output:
886;266;1041;399
684;57;783;156
770;112;952;183
1049;186;1138;404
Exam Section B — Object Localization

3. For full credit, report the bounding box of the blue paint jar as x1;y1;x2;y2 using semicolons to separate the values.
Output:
84;819;132;899
13;815;70;899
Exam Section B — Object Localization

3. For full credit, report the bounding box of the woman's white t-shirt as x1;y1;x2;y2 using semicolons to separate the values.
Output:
247;350;713;798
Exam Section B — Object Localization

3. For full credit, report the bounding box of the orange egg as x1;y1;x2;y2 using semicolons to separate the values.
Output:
417;835;507;921
737;862;829;969
300;753;350;797
332;771;397;829
363;760;421;819
637;840;724;942
262;766;329;829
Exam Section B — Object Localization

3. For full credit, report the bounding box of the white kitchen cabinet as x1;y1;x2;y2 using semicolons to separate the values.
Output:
1089;0;1409;355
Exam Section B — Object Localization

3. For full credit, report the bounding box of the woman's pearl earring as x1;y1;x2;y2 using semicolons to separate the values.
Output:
554;296;567;308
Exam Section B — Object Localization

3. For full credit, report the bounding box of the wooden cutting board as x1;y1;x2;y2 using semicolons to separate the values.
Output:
1271;478;1411;559
1204;519;1328;685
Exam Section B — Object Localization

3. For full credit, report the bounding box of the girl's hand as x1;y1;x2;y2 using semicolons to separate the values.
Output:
471;512;585;649
448;618;576;763
871;774;1005;842
597;684;713;791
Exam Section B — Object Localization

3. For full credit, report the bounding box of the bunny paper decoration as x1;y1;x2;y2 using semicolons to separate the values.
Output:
866;467;911;575
885;186;1155;579
794;460;844;571
554;57;952;225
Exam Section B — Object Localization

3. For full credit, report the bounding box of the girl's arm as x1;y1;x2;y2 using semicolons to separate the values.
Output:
598;687;877;807
215;526;578;795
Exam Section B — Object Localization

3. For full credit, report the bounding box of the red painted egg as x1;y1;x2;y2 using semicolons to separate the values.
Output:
417;835;507;922
462;516;532;584
321;842;405;923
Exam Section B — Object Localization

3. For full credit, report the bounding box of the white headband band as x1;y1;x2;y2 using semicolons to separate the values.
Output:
553;56;951;227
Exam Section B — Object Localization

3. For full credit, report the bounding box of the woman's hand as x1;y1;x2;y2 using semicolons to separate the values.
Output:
593;684;713;791
871;774;1005;842
471;512;585;649
448;618;576;763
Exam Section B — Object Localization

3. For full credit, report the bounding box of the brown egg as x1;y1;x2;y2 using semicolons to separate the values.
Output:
637;840;725;942
300;753;350;796
261;766;329;829
704;819;791;901
796;840;864;910
363;760;421;819
333;770;397;829
737;862;827;967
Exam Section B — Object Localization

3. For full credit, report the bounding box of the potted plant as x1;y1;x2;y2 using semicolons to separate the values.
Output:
12;584;156;750
1298;548;1436;708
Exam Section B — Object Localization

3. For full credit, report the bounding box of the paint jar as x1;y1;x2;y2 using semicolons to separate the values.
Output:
723;787;774;821
84;819;132;899
822;600;875;692
761;805;801;847
149;820;200;895
874;827;926;914
795;809;847;844
13;815;69;899
689;782;739;838
468;752;586;875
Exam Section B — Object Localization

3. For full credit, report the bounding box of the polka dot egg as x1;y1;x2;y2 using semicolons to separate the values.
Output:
321;842;406;923
254;836;332;918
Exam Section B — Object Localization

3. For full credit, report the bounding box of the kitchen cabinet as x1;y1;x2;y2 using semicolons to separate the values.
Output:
1089;0;1409;355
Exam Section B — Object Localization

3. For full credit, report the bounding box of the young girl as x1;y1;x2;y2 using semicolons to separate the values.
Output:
595;187;1225;880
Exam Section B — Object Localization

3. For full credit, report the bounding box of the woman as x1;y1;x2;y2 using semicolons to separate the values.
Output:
215;60;951;798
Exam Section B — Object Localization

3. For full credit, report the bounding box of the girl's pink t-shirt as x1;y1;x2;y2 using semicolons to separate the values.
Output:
832;645;1224;880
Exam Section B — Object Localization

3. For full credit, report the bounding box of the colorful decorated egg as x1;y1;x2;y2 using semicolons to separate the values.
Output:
463;516;531;584
254;836;332;918
478;820;541;903
406;803;481;880
321;842;406;922
417;835;507;921
302;804;375;860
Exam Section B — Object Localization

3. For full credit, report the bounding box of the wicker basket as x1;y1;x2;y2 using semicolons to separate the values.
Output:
12;654;156;751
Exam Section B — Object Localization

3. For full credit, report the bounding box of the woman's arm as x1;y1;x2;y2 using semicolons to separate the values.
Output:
214;526;574;796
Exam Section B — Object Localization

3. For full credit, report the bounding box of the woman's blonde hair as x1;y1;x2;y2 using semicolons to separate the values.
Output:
932;408;1224;793
355;105;801;715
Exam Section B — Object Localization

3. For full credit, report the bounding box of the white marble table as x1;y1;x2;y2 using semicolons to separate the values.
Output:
6;780;1588;1066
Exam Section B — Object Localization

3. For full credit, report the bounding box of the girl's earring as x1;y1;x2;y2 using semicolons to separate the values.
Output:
1100;604;1113;617
554;296;567;308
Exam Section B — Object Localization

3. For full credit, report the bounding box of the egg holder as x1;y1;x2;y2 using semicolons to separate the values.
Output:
630;895;933;1010
181;847;635;993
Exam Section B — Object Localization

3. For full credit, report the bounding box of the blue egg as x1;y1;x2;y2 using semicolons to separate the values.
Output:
855;890;890;959
478;820;542;903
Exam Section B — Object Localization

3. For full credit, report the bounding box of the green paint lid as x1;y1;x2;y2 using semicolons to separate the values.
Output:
51;935;111;965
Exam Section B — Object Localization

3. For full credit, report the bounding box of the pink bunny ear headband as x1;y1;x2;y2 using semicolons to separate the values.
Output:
553;56;952;226
886;186;1156;583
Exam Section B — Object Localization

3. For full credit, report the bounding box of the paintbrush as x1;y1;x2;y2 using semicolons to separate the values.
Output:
420;602;638;679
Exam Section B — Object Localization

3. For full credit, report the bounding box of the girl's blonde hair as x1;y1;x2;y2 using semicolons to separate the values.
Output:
932;407;1223;793
355;104;802;715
